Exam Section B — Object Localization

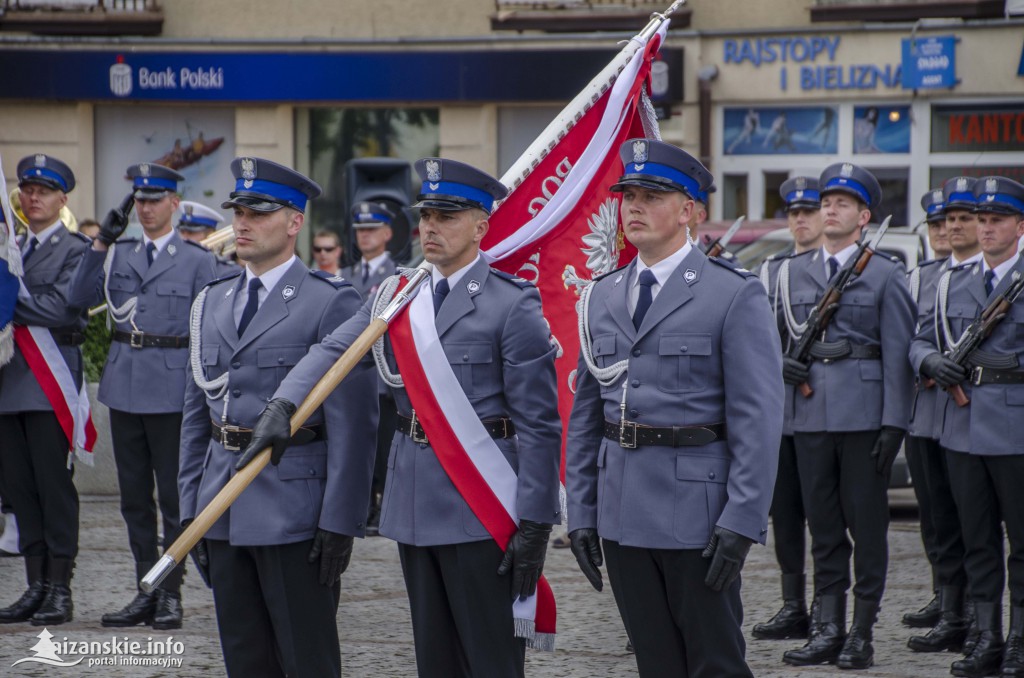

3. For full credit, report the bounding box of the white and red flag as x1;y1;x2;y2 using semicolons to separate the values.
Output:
482;14;668;475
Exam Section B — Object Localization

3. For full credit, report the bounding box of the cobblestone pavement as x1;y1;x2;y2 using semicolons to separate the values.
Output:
0;493;990;677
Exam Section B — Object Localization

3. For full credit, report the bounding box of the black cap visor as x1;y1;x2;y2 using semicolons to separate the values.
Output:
974;203;1022;217
610;174;692;198
19;176;65;192
134;188;175;201
786;200;821;213
413;193;487;213
221;191;292;213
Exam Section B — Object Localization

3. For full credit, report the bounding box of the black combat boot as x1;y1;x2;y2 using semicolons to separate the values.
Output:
908;585;968;653
837;598;878;670
152;566;183;630
951;602;1004;677
964;601;981;656
0;556;47;623
904;592;942;628
101;561;158;628
366;492;382;537
753;573;810;640
783;594;846;666
30;557;73;626
1002;606;1024;677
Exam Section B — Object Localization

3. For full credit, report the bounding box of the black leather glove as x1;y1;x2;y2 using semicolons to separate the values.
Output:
497;519;552;601
235;398;297;470
702;526;753;592
569;528;604;592
871;426;905;476
181;519;211;588
920;352;968;389
308;528;354;586
97;193;135;246
782;357;811;386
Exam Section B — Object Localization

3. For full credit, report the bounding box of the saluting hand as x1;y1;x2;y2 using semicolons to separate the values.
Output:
498;520;552;601
96;192;135;247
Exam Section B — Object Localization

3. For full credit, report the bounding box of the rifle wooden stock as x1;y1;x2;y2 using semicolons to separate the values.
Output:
947;383;969;407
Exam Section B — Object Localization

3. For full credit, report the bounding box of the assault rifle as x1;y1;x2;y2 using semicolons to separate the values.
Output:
704;215;744;259
942;270;1024;407
789;216;891;397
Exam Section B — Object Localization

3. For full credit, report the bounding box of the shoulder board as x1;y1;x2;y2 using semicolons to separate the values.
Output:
709;256;756;278
203;268;243;288
916;257;945;269
489;268;533;289
593;263;630;283
949;262;975;274
787;248;815;260
888;255;901;263
309;269;352;289
115;236;140;244
70;231;91;243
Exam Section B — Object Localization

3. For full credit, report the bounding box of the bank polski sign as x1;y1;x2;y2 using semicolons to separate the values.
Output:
901;35;958;90
722;35;901;92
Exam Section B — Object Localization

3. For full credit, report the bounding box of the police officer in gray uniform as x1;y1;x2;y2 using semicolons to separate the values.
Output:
176;201;237;276
780;163;915;669
343;201;398;300
566;139;783;677
67;163;218;630
341;201;399;534
753;176;824;642
178;157;376;678
904;181;980;652
910;176;1024;678
245;157;562;678
0;154;89;626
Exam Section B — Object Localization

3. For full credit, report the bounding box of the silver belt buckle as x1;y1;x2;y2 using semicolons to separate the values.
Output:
219;424;243;452
619;420;637;449
498;418;511;439
971;366;984;386
130;330;144;349
409;411;428;444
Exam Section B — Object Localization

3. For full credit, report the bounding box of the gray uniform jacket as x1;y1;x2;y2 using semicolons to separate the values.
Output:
780;248;915;433
0;224;89;414
342;254;397;301
275;257;563;547
907;257;951;440
178;260;377;545
758;254;795;437
67;233;218;414
909;257;1024;456
565;249;784;549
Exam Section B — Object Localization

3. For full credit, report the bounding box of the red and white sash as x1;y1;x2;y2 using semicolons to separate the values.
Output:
388;278;557;650
12;325;96;466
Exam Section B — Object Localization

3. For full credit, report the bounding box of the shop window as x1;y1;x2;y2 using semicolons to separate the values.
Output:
853;105;911;154
301;107;439;237
498;106;563;175
764;172;789;219
723;174;748;221
724;106;838;156
931;103;1024;153
931;165;1024;186
866;166;909;226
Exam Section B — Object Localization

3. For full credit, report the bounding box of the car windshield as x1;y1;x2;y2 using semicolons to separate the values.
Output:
736;237;793;271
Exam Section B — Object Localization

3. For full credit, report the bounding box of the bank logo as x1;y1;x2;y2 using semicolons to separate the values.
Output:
11;628;84;668
110;56;133;98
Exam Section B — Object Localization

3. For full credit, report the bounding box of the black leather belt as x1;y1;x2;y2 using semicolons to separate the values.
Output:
113;330;190;349
51;331;85;346
808;340;881;363
211;419;327;453
970;367;1024;386
396;413;516;445
604;420;727;449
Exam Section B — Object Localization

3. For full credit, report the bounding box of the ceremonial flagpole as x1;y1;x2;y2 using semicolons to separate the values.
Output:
142;264;431;592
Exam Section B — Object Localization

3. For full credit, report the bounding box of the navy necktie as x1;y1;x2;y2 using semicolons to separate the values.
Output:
237;278;263;336
632;269;657;330
433;278;450;316
827;256;839;281
146;242;156;267
22;238;38;264
984;269;996;297
362;261;370;285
